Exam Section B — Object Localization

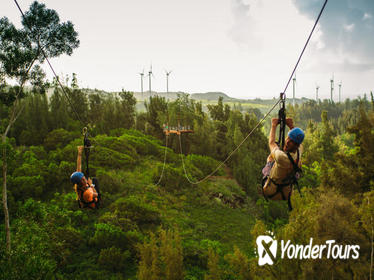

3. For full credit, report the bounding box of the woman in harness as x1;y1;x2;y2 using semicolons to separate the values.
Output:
262;117;305;210
70;146;101;209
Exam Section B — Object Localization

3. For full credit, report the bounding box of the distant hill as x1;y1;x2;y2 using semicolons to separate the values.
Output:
190;92;236;101
132;91;185;101
132;91;238;102
46;87;311;109
132;90;310;104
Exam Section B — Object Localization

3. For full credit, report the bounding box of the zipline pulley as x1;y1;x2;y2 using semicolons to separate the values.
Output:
278;92;286;151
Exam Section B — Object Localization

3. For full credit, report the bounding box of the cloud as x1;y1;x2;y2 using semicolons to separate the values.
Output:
228;0;263;49
343;23;355;32
293;0;374;70
363;12;372;20
317;59;374;72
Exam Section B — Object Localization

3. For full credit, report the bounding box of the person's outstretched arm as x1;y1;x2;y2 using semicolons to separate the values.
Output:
76;146;83;172
269;118;279;152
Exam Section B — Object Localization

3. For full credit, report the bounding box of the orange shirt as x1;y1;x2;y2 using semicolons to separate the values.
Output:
81;186;98;209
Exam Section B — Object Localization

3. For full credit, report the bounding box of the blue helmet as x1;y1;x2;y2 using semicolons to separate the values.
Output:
70;171;84;185
288;127;305;145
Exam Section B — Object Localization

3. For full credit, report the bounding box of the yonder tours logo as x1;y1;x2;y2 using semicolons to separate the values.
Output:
256;235;278;266
256;235;360;266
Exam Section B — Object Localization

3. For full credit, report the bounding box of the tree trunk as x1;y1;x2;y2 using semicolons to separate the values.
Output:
1;51;33;255
1;96;25;255
2;135;11;253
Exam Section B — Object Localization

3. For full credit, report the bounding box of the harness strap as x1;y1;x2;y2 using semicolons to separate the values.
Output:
263;149;301;210
286;149;301;173
286;149;302;196
278;93;286;150
261;177;269;201
267;178;289;198
287;193;293;211
266;178;293;211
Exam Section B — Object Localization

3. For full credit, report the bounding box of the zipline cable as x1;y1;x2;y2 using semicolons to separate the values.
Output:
178;0;328;184
13;0;86;127
154;135;169;186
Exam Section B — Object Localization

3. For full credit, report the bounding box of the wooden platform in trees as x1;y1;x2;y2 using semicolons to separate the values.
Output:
163;124;194;136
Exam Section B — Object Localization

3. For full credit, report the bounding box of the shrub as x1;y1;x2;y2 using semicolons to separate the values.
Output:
90;223;128;250
98;247;131;273
110;196;161;227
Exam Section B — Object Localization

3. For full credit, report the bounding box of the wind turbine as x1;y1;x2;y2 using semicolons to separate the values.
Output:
148;65;154;95
338;81;342;103
292;73;296;106
330;74;334;102
316;84;319;101
165;70;172;93
139;69;144;98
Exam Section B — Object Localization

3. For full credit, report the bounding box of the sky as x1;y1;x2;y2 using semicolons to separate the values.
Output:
1;0;374;100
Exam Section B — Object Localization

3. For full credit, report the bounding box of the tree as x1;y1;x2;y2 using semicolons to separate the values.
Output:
224;246;251;280
325;106;374;195
137;233;161;280
303;111;339;165
206;97;232;160
50;86;70;130
207;96;229;122
160;229;184;280
137;229;184;280
284;188;369;279
12;93;50;145
0;1;79;253
144;95;168;139
204;247;221;280
119;90;137;129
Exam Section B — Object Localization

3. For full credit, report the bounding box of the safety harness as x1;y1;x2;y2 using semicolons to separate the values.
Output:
76;183;99;209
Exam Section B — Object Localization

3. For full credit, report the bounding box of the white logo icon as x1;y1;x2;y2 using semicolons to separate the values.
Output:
256;235;277;266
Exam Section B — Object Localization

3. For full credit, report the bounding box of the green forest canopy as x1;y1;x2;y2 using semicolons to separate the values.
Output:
0;81;373;279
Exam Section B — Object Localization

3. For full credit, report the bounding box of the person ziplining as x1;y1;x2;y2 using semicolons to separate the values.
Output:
70;130;101;209
261;114;305;211
70;147;101;209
